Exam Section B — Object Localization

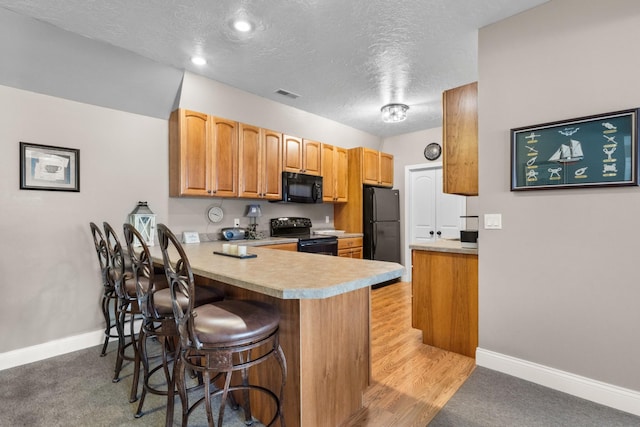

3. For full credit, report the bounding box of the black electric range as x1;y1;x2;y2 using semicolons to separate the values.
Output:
270;217;338;256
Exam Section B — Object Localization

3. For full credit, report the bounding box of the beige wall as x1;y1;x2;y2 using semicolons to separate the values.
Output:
0;85;169;353
478;0;640;392
0;70;381;356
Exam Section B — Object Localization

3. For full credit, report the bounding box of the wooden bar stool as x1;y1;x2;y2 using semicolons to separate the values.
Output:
123;223;224;421
157;224;287;427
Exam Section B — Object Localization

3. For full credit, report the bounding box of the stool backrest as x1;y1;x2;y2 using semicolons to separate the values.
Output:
123;223;161;320
103;222;127;300
157;224;199;349
90;222;110;290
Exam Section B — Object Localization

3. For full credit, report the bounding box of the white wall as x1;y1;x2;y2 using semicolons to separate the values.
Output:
478;0;640;395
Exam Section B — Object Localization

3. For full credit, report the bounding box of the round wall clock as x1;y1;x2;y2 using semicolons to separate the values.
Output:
424;142;442;161
207;206;224;223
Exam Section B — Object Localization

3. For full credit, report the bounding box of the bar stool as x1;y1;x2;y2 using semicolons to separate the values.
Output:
157;224;287;427
103;221;141;399
89;222;118;357
122;223;224;421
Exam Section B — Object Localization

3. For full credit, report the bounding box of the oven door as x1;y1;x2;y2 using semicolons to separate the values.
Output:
298;237;338;256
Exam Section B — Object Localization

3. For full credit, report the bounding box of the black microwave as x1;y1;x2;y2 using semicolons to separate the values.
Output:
281;172;323;203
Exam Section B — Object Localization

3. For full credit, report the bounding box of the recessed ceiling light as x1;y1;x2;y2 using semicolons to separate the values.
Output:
191;56;207;66
233;19;253;32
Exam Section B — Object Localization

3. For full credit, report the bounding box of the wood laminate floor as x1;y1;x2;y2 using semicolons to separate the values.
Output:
343;281;476;427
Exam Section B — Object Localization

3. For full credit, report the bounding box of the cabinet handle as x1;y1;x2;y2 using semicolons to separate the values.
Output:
429;231;435;236
436;231;442;236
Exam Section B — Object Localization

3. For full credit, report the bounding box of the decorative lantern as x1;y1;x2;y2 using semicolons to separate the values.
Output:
129;201;156;247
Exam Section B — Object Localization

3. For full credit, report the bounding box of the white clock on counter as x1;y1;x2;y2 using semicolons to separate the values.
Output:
207;206;224;223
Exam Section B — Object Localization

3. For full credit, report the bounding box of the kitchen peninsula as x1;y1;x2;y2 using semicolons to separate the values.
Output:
149;241;404;427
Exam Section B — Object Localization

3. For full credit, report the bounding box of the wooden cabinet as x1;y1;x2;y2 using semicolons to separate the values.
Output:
169;109;238;197
321;144;348;203
411;249;478;358
337;237;363;258
334;147;394;233
238;125;282;200
443;82;478;196
263;242;298;251
283;135;322;176
362;148;393;187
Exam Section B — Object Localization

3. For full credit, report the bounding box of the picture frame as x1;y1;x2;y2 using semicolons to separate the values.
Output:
20;142;80;192
511;109;639;191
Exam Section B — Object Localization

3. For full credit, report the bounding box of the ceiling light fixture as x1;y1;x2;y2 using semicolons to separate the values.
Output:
381;103;409;123
233;19;253;32
190;56;207;66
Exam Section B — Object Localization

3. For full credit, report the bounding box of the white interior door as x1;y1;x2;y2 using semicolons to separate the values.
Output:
404;164;466;282
435;169;466;239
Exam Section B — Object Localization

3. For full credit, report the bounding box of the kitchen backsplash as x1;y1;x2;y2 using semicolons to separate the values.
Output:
168;197;334;241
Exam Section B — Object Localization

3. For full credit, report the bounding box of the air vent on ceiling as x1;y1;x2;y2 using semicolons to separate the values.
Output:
275;89;300;99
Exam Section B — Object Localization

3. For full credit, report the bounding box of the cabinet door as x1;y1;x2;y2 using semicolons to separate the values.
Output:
211;117;238;197
238;124;262;198
321;144;336;202
262;129;283;200
335;146;349;202
362;148;380;185
283;135;303;173
443;81;478;196
170;109;212;197
379;152;394;187
302;139;322;175
409;169;437;243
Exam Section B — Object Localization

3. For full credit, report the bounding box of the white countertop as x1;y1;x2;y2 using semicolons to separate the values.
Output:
149;241;404;300
409;239;478;255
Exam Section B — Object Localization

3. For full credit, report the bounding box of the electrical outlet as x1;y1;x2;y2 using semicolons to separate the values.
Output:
234;218;240;227
325;216;330;223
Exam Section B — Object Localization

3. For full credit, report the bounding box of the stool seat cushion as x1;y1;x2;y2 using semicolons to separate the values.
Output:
194;300;280;347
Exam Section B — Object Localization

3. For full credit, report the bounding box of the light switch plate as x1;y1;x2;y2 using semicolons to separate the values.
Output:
484;214;502;229
234;218;240;227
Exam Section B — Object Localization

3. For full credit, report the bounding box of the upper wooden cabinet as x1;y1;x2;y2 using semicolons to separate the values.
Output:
442;82;478;196
333;147;394;233
321;144;348;203
238;125;283;200
362;148;393;188
169;109;238;197
283;135;322;176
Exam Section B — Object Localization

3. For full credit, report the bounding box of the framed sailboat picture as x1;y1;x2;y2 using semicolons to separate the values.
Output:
511;109;639;190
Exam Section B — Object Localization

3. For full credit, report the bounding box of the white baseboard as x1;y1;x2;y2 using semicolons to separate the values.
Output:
0;329;105;371
476;347;640;417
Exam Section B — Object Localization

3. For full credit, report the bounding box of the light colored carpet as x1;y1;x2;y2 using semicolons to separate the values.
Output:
429;367;639;427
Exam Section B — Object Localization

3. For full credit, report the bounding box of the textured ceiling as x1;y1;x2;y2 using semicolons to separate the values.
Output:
0;0;547;137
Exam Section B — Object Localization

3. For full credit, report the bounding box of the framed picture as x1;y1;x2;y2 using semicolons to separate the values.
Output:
511;109;639;191
20;142;80;192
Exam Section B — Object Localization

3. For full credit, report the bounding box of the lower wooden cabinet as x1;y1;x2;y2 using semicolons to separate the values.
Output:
411;249;478;358
263;242;298;251
338;237;363;259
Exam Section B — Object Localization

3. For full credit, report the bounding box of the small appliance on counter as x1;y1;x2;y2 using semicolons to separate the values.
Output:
221;227;246;241
460;216;479;248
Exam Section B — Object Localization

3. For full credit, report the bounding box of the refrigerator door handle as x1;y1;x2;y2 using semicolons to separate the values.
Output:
372;190;377;222
372;222;377;255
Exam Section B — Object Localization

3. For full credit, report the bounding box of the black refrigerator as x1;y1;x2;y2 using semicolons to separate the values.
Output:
363;186;401;263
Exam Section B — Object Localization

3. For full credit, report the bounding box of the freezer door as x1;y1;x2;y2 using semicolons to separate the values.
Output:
371;187;400;222
372;221;401;263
